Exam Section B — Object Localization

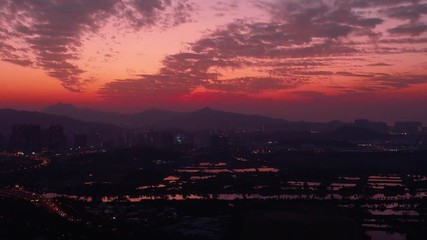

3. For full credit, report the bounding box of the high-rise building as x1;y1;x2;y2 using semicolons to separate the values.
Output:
74;134;88;149
210;133;230;151
394;121;423;135
9;125;42;152
173;132;194;151
354;119;389;134
44;125;67;152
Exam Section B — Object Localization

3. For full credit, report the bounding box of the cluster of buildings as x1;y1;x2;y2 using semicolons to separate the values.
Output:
0;120;425;154
0;125;108;153
354;119;424;135
393;121;424;135
6;125;67;153
0;124;223;154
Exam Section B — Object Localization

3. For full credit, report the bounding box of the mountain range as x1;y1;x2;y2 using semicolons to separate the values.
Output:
42;103;352;132
0;104;393;145
0;108;121;138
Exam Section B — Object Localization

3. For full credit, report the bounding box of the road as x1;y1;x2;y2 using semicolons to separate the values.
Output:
0;152;51;174
0;187;80;223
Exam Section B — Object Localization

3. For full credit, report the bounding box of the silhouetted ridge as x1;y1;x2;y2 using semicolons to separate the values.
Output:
0;109;121;137
43;104;291;130
44;103;77;112
42;104;376;132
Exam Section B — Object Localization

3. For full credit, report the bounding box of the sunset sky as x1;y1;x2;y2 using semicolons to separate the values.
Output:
1;0;427;123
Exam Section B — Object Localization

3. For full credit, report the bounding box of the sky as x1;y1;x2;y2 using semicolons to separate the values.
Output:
1;0;427;123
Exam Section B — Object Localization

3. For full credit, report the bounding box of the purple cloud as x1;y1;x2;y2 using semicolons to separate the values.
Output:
100;0;388;98
366;62;393;67
349;0;411;8
388;23;427;36
384;3;427;21
372;74;427;89
0;0;195;91
29;0;419;100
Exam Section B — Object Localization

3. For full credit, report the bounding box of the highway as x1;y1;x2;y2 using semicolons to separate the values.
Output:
0;187;80;223
0;153;79;222
0;152;51;174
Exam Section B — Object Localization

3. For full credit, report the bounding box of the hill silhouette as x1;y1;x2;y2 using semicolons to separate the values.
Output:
43;103;356;132
0;108;121;138
44;103;292;131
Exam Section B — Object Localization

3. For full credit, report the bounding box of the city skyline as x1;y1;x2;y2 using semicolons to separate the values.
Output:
1;0;427;123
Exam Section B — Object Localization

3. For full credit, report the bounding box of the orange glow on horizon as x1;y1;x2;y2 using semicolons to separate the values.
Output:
1;0;427;122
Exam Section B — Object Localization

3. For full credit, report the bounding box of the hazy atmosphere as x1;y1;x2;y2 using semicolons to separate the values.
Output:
1;0;427;122
2;2;427;240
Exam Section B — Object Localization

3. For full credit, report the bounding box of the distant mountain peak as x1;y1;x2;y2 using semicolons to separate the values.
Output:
194;107;215;113
44;103;77;111
144;108;168;113
39;104;361;132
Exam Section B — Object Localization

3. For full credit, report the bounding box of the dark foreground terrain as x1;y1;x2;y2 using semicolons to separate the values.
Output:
1;149;427;240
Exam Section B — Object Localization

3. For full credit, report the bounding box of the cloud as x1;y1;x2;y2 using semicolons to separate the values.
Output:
366;62;393;67
96;0;427;103
335;71;374;78
0;0;195;91
372;74;427;89
349;0;412;8
261;0;384;40
388;23;427;36
380;37;427;44
209;77;306;92
100;0;387;99
294;71;334;76
212;1;239;17
384;3;427;21
1;58;33;67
